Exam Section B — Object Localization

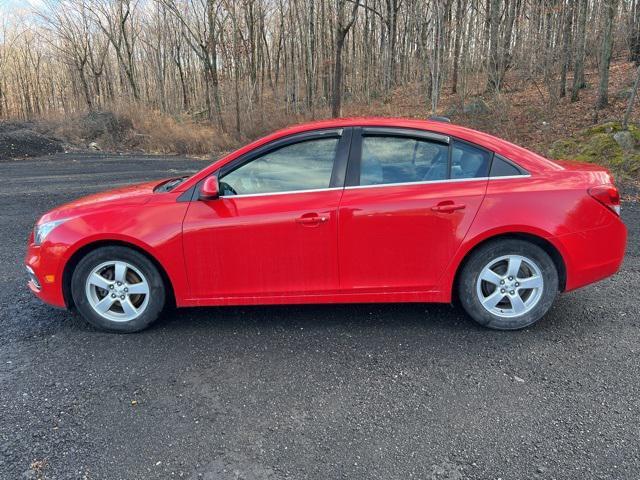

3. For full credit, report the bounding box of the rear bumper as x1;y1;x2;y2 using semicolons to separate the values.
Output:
557;217;627;292
25;243;67;308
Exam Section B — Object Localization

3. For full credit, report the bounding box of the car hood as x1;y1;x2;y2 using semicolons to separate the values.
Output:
38;180;164;223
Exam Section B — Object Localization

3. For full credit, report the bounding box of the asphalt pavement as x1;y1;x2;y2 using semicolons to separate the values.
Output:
1;153;639;479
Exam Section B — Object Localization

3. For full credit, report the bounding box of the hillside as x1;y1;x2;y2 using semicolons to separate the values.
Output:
1;60;638;180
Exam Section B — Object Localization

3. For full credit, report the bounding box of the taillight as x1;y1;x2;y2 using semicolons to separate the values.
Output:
588;184;621;216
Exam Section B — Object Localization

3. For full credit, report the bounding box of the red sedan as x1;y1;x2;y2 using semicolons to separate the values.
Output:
25;118;627;332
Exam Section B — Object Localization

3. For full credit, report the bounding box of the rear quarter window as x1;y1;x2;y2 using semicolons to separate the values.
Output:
490;154;526;177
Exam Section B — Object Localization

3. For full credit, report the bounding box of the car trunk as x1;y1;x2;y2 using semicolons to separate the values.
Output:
548;159;616;186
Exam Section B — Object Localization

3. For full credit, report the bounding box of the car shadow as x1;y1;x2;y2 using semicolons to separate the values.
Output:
140;297;589;349
152;302;480;334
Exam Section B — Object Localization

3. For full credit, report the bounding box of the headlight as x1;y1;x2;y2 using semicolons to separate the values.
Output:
33;219;68;245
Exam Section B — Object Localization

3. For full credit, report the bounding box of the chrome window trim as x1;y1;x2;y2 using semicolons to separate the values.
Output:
218;174;532;198
218;173;533;198
344;177;488;190
219;186;343;199
343;174;531;191
488;174;532;181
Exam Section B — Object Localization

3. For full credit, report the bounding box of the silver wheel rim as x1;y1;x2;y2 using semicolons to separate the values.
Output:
476;254;544;318
85;261;150;322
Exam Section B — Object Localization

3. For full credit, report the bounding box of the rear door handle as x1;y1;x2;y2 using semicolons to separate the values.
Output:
431;202;466;213
295;214;328;226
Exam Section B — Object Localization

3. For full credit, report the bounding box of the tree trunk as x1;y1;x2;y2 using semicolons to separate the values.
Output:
597;0;619;109
451;0;463;94
384;0;399;91
623;63;640;129
559;0;574;98
430;0;444;113
486;0;501;92
305;0;315;114
332;34;346;118
78;64;94;112
499;0;517;89
331;0;358;118
206;0;225;131
232;5;241;136
175;49;189;110
630;0;640;64
571;0;588;102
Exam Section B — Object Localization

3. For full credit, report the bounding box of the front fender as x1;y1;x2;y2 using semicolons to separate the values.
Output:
41;200;190;306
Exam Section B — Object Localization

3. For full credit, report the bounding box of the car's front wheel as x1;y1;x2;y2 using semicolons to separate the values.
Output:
458;239;558;330
71;246;166;332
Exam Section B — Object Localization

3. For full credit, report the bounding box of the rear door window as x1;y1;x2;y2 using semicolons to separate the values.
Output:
359;136;449;186
450;140;492;179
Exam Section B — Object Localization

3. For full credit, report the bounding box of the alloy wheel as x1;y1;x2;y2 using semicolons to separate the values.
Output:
476;254;544;318
85;260;150;322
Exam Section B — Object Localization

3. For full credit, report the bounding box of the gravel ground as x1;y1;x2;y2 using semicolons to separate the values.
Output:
0;153;639;480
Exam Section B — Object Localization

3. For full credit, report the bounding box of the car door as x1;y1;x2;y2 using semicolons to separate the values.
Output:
337;127;490;293
182;129;351;300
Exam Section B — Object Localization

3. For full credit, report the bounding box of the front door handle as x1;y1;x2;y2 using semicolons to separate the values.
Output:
295;214;328;226
432;202;466;213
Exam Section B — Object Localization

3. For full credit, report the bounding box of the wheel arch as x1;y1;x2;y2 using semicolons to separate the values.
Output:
451;232;567;303
62;240;176;309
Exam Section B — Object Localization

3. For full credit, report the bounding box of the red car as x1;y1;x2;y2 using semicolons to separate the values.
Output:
25;118;626;332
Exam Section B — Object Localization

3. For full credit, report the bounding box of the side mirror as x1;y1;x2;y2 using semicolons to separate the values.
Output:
199;176;220;201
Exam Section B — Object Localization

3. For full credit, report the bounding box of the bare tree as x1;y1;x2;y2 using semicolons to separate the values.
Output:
428;0;446;112
629;0;640;63
332;0;358;117
559;0;574;98
87;0;141;100
571;0;588;102
0;0;636;129
160;0;225;130
450;0;465;94
623;63;640;129
40;0;94;110
597;0;620;109
485;0;500;92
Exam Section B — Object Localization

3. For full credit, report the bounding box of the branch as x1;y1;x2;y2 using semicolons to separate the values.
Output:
345;0;383;19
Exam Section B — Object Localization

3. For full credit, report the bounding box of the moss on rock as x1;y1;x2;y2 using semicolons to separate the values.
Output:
581;133;624;160
549;139;580;159
628;124;640;143
582;121;622;136
547;121;640;179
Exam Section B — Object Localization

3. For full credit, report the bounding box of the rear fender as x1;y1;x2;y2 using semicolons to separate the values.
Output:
437;225;567;301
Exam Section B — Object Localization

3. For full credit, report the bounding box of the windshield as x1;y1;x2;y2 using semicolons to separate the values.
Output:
154;176;189;193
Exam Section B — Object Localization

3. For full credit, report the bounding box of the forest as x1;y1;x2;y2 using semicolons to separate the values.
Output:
0;0;639;165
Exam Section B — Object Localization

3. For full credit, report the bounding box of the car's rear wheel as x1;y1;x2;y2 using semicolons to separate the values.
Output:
458;239;558;330
71;246;165;332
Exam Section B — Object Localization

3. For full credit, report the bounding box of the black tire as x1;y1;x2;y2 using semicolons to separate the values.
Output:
458;239;558;330
71;246;166;333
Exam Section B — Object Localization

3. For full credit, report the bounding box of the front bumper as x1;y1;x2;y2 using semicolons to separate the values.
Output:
25;241;67;308
26;265;41;291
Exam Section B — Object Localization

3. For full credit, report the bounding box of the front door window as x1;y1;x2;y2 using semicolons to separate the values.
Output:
220;138;339;196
